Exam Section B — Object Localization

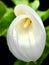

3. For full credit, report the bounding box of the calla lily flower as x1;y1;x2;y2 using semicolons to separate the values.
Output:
7;4;46;62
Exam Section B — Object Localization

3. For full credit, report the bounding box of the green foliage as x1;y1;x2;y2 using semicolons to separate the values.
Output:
0;1;7;19
29;0;40;10
12;0;29;5
12;0;40;10
14;60;26;65
37;9;49;21
0;8;15;36
46;26;49;47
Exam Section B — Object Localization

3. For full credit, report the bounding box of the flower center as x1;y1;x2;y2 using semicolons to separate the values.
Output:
23;18;31;29
15;18;32;32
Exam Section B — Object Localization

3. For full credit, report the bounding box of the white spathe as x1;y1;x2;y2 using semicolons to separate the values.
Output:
7;4;46;62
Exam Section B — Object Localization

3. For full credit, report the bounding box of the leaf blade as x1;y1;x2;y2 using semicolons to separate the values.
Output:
12;0;29;5
0;8;15;36
0;1;7;19
29;0;40;10
46;26;49;47
37;9;49;21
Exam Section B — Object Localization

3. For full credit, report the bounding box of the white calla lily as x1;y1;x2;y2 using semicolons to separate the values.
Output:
7;4;46;62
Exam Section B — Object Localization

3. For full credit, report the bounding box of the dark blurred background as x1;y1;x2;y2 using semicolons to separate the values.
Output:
0;0;49;65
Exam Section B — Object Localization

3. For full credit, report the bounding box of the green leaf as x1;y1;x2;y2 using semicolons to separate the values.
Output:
11;0;40;10
29;0;40;10
0;8;15;36
14;60;36;65
14;60;26;65
46;26;49;47
37;9;49;21
12;0;29;5
0;1;7;19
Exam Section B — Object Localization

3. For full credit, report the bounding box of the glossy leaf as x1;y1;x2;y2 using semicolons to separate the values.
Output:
0;1;7;19
29;0;40;10
46;26;49;47
0;8;15;36
12;0;29;5
37;9;49;21
12;0;40;10
14;60;26;65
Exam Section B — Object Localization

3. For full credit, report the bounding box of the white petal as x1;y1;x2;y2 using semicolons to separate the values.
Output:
7;15;34;62
7;4;46;62
14;4;45;29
